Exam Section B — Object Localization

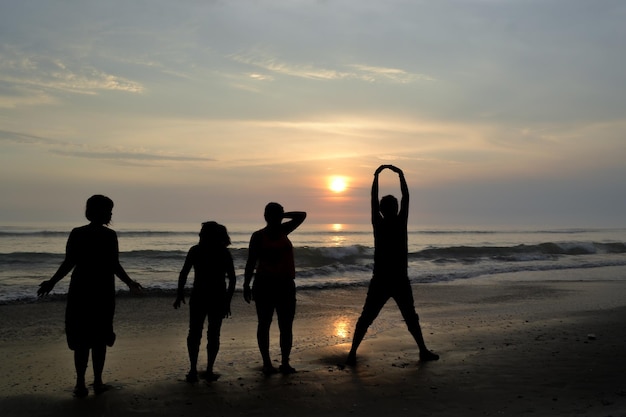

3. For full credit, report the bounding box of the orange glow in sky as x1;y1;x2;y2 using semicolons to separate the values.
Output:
2;2;624;227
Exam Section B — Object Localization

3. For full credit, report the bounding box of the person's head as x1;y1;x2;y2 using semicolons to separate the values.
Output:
264;202;284;226
85;195;114;225
199;221;231;247
379;195;399;218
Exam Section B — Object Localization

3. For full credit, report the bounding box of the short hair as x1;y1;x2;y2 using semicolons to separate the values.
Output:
85;195;114;225
264;202;284;224
379;195;398;217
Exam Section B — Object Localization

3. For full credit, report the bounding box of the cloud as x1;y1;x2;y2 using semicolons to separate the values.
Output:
50;149;214;163
0;46;144;98
349;64;435;83
231;53;433;83
0;129;214;165
231;54;346;80
0;83;58;109
248;73;274;82
0;129;64;145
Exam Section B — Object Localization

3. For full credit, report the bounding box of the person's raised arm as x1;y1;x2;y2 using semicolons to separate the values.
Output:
280;211;307;236
389;165;409;218
371;165;386;222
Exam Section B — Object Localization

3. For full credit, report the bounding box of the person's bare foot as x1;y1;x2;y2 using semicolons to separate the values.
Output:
200;370;221;381
185;370;199;383
73;384;88;398
262;365;278;376
419;350;440;362
279;364;297;374
93;382;113;395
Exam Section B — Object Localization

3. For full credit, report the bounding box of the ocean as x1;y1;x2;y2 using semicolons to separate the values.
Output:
1;222;626;304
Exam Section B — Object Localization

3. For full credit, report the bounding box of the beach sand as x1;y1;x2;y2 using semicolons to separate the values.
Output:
2;267;626;416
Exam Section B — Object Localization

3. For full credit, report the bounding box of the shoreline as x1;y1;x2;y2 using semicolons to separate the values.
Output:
2;268;626;416
4;263;626;307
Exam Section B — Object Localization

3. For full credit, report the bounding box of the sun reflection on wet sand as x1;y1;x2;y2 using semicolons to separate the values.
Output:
334;317;352;339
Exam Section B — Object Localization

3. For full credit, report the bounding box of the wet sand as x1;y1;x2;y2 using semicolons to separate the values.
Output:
2;267;626;416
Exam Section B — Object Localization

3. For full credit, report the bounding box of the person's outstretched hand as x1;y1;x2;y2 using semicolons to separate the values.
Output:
223;302;232;318
37;280;55;297
173;294;185;309
243;284;252;304
129;280;143;295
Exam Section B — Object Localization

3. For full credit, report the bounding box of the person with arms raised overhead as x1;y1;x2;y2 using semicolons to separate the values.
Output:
347;165;439;366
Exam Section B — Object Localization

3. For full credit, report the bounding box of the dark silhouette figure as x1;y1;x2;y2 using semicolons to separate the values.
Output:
244;202;306;375
174;221;236;382
37;195;142;397
346;165;439;366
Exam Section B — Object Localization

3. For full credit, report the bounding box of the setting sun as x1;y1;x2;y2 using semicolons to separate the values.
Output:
328;176;349;193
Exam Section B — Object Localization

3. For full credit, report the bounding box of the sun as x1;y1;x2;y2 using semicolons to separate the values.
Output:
328;176;348;193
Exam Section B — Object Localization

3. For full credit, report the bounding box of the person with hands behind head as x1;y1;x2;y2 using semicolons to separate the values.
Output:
174;221;236;383
346;165;439;366
244;202;306;375
37;194;142;398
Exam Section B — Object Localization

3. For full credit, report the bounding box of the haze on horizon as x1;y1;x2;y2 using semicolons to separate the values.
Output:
1;1;625;228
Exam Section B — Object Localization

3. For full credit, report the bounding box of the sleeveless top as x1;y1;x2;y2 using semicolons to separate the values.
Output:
255;229;295;280
187;244;232;297
67;224;117;298
372;215;408;278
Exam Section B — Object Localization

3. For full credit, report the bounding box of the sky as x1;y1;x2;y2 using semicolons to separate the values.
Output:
1;0;625;227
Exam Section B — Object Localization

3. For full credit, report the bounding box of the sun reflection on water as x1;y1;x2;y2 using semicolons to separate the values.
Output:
329;223;346;246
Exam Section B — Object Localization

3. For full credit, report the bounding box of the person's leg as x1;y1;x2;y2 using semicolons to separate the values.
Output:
347;279;388;365
91;344;111;393
393;280;439;361
253;286;276;373
73;347;90;397
186;301;206;381
205;315;224;380
67;300;90;396
276;282;296;373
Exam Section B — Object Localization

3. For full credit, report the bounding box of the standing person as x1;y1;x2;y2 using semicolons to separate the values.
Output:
346;165;439;366
244;202;306;375
173;221;236;382
37;195;142;397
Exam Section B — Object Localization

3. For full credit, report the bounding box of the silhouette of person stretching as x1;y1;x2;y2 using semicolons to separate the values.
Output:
346;165;438;365
244;202;306;375
174;221;236;382
37;195;142;397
